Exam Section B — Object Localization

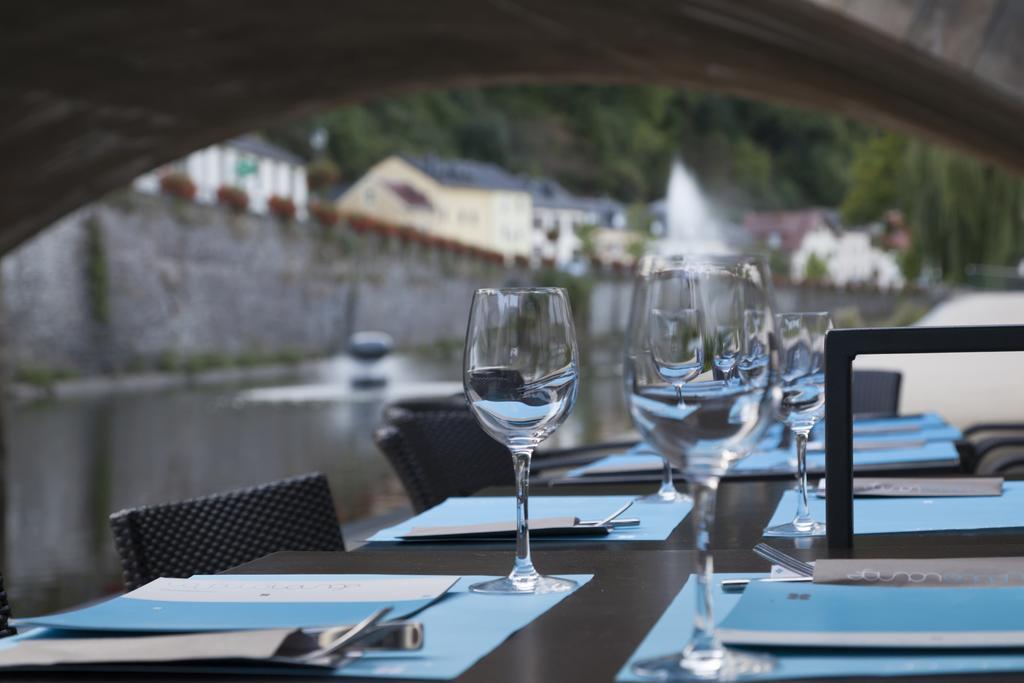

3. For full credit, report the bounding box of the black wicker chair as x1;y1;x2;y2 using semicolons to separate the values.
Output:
375;398;513;513
851;370;902;417
109;472;345;590
0;573;14;638
374;397;636;512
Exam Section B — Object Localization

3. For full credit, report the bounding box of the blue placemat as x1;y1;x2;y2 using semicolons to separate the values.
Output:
4;574;593;680
734;439;960;474
618;574;1024;681
368;496;691;543
765;481;1024;535
566;439;960;479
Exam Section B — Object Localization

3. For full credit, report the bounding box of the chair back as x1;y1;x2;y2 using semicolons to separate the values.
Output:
375;397;512;512
109;472;344;590
0;573;14;637
851;370;902;417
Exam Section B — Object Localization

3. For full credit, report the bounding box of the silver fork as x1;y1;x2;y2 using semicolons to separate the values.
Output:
752;543;814;576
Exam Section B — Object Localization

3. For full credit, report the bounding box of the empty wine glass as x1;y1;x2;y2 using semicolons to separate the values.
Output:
631;255;778;681
763;312;832;538
624;255;688;504
464;287;579;594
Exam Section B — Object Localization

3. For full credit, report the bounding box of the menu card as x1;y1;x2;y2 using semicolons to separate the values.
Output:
816;477;1004;498
20;575;458;633
719;580;1024;648
814;558;1024;587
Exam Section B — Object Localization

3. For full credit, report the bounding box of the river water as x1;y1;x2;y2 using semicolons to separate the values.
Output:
2;343;631;616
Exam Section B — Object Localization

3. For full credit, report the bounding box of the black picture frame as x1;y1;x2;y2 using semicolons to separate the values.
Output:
824;325;1024;549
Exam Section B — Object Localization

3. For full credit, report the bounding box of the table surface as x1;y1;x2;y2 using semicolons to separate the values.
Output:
11;478;1024;683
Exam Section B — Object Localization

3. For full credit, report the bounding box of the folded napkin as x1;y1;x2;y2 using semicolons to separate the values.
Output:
399;516;611;540
370;496;692;543
0;629;309;669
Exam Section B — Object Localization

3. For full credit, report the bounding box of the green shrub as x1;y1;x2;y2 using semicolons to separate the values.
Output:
14;364;76;388
85;216;110;325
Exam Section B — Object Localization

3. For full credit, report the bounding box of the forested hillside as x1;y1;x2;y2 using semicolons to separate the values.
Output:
267;85;1024;281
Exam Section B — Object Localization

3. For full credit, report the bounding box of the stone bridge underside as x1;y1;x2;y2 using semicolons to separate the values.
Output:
3;0;1022;255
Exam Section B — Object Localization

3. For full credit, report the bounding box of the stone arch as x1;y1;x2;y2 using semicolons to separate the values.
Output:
3;0;1022;253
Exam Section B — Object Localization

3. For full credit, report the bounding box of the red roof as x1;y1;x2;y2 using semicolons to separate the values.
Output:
385;181;432;209
743;208;836;252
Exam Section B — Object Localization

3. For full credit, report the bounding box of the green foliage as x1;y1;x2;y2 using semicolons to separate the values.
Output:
14;364;76;388
900;245;923;282
181;352;232;375
533;269;594;326
840;133;906;224
832;306;865;329
156;350;181;372
157;348;308;375
883;301;929;328
901;140;1024;283
803;253;829;281
768;249;790;280
85;215;110;325
265;86;870;210
840;134;1024;282
576;224;599;259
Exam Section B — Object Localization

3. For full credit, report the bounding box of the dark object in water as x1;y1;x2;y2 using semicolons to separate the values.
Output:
349;332;394;361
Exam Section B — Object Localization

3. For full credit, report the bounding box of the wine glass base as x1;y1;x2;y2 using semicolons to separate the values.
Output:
469;574;577;595
762;520;826;538
639;490;693;504
632;647;775;681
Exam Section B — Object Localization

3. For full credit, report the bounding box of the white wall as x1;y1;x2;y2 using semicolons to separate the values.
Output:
791;226;905;290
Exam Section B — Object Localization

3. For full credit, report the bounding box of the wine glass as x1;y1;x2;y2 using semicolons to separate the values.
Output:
763;312;832;538
631;255;778;681
463;287;580;594
624;255;689;504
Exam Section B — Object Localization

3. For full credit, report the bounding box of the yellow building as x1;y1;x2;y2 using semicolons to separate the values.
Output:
336;155;533;260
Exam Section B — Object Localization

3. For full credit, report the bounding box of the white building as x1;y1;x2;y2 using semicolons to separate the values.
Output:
791;224;905;290
526;178;627;268
133;135;309;219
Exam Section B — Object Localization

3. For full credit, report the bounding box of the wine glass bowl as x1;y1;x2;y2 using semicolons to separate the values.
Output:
631;254;778;681
463;287;580;594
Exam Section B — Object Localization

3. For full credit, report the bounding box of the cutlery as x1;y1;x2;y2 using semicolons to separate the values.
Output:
720;576;813;593
580;518;641;528
752;543;814;577
578;501;635;527
297;608;393;665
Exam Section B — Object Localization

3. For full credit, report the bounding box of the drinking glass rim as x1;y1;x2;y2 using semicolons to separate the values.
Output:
778;311;830;318
474;286;567;295
640;252;769;266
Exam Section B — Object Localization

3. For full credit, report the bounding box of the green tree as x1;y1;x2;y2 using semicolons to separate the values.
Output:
804;253;829;282
265;85;870;209
840;133;906;224
902;141;1024;282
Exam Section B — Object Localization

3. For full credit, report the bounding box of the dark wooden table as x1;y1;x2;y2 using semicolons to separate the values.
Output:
12;479;1024;682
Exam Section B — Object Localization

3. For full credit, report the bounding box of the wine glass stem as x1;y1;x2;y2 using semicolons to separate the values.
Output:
658;458;676;496
511;447;537;581
686;477;721;658
794;429;813;525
